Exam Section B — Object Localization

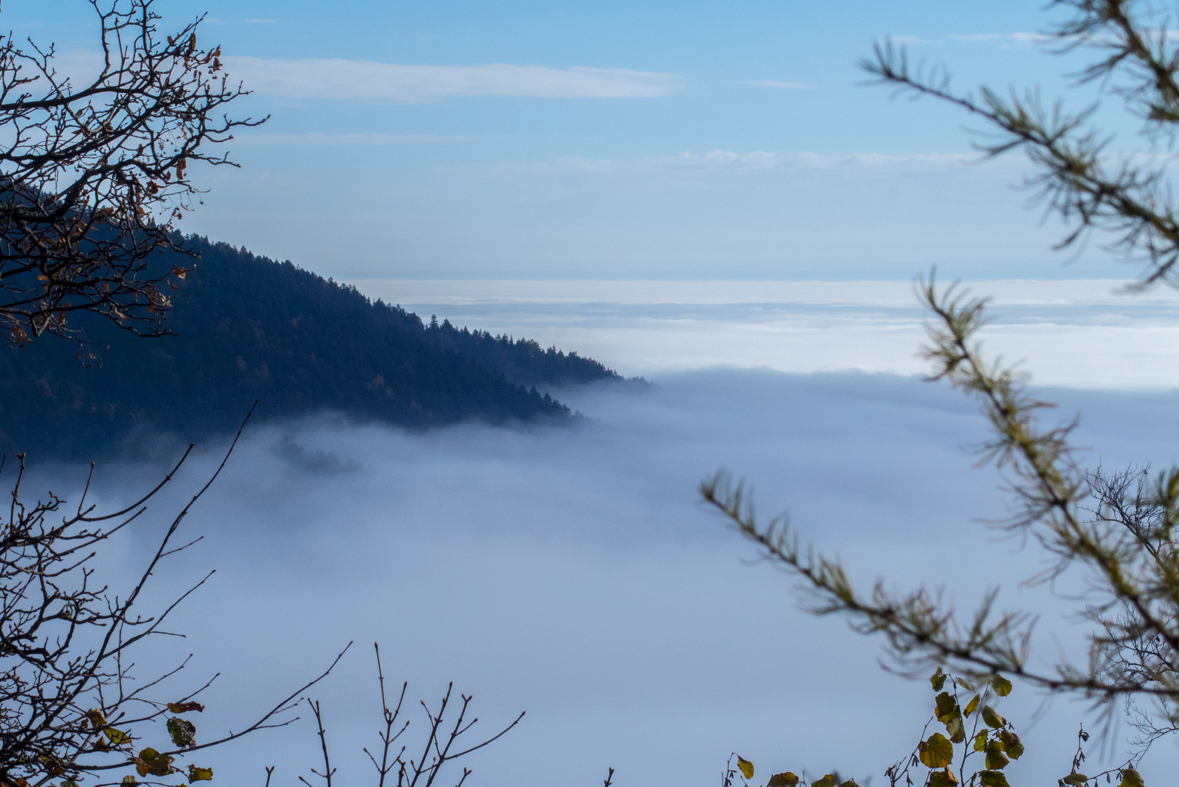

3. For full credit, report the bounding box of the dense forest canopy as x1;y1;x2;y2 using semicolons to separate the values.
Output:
0;235;625;458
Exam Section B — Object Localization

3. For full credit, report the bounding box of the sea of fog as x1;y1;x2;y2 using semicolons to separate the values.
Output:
354;278;1179;388
22;279;1179;787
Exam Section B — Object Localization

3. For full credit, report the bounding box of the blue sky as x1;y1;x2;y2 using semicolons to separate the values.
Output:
8;1;1150;279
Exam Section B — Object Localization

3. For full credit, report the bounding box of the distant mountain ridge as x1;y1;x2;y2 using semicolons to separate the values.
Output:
0;236;624;458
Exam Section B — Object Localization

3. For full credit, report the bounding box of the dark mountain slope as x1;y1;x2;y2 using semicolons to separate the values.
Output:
426;317;620;388
0;237;621;458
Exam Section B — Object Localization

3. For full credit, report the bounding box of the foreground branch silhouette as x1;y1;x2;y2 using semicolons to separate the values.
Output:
0;5;531;787
0;0;262;345
0;407;353;787
705;2;1179;784
293;644;524;787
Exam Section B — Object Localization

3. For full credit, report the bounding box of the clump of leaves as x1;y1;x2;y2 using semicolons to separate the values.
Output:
725;670;1146;787
127;700;212;783
722;751;856;787
883;669;1023;787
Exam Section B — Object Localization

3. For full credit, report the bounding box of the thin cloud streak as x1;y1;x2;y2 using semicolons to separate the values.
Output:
885;32;1052;47
230;132;474;147
748;80;814;89
888;35;943;46
950;32;1051;45
481;149;994;177
224;57;681;101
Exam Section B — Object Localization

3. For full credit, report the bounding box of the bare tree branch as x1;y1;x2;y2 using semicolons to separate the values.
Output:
0;0;264;345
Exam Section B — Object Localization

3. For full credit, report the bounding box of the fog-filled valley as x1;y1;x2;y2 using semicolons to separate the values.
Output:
22;364;1179;786
12;2;1179;786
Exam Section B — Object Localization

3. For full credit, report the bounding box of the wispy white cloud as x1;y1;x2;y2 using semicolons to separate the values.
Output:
224;57;680;101
949;28;1179;46
231;132;473;147
950;32;1051;46
888;32;1053;48
888;35;943;46
1009;31;1051;44
538;149;984;176
444;149;1017;188
748;80;814;89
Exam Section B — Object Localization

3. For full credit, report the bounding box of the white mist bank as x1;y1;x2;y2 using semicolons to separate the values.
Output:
351;279;1179;390
26;370;1179;787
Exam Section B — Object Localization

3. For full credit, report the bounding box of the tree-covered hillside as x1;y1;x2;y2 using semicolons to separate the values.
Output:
0;236;622;458
425;315;620;388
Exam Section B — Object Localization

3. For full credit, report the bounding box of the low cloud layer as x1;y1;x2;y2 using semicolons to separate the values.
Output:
224;57;681;101
353;279;1179;389
26;370;1179;787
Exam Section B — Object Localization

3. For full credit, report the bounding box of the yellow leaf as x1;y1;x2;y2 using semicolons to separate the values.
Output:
998;731;1024;760
737;756;754;780
134;747;174;777
168;701;205;714
935;692;959;723
981;706;1005;729
1119;769;1144;787
990;676;1013;697
919;733;955;769
768;774;799;787
929;769;959;787
104;727;131;746
187;765;213;783
979;772;1009;787
985;742;1010;771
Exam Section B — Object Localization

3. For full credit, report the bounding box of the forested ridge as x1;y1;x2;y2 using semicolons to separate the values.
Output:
0;235;623;458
